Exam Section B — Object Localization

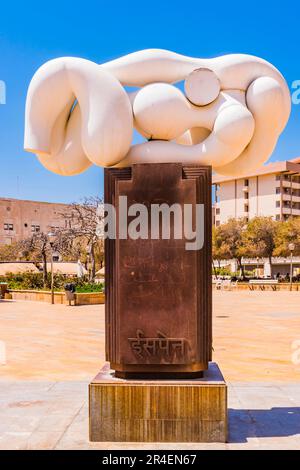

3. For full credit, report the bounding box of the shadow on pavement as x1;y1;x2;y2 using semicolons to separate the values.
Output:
229;407;300;442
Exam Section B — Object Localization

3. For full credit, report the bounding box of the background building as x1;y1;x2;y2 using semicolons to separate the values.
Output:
213;158;300;226
0;198;70;245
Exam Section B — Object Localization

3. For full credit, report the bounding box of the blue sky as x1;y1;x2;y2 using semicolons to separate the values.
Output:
0;0;299;203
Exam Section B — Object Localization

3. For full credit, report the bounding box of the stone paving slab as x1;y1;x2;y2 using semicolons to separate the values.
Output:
0;381;299;449
1;293;300;449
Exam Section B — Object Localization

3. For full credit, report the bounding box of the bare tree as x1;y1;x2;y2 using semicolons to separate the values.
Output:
19;232;52;286
57;196;104;281
0;242;22;262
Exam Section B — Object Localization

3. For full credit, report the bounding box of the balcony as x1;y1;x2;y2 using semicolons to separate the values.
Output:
282;180;300;189
282;207;300;215
282;193;300;203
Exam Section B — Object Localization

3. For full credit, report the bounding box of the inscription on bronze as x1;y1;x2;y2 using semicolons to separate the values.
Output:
128;330;190;360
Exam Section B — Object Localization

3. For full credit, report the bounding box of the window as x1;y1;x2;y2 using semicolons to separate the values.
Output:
276;174;281;181
4;223;13;231
276;201;280;208
245;217;249;222
24;223;28;228
31;224;40;233
216;208;220;215
276;214;281;221
244;204;249;212
244;192;249;199
276;187;281;194
244;179;249;186
216;220;220;227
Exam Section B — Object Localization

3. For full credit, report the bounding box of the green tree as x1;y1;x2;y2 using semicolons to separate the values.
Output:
274;218;300;257
215;218;248;278
242;216;278;270
212;225;224;275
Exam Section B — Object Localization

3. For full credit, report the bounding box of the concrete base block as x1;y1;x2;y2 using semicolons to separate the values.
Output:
89;362;227;442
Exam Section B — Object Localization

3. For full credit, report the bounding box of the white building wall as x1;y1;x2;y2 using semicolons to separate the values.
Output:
218;181;236;224
215;173;281;225
236;179;246;218
257;174;277;218
248;176;258;219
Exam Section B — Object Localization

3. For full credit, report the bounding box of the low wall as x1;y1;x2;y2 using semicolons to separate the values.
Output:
5;289;105;305
75;292;105;305
213;283;300;291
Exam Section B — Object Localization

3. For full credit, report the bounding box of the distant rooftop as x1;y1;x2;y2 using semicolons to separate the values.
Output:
0;197;70;206
213;158;300;184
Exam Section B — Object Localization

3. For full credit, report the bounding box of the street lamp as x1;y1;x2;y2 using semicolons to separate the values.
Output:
48;232;56;304
256;257;260;278
86;245;91;281
288;242;295;291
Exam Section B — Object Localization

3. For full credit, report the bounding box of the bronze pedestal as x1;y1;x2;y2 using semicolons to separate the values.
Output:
105;163;212;379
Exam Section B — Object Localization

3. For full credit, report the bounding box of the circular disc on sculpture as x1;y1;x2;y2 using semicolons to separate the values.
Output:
184;68;221;106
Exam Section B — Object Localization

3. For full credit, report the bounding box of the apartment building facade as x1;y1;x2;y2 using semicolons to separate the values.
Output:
0;198;70;245
213;158;300;226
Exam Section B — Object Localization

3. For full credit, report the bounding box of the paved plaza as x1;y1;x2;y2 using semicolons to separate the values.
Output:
0;291;300;449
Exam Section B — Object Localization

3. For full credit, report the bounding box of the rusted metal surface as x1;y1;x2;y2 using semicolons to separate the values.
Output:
104;163;212;378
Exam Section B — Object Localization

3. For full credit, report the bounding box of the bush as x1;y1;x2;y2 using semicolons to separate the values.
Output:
212;267;232;276
0;272;45;290
0;272;104;293
75;283;103;293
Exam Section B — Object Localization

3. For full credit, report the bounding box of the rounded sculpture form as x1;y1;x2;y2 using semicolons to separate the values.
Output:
24;49;291;176
24;57;133;175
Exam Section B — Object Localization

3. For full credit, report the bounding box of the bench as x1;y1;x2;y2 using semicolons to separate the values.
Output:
248;279;279;291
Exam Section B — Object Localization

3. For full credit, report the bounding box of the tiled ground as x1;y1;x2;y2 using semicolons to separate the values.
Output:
0;291;300;449
0;380;299;449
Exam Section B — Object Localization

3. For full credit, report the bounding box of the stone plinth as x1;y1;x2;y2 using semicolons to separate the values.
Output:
89;362;227;442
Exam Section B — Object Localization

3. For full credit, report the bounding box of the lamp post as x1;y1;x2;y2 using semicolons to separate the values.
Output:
256;257;260;278
86;245;91;282
288;242;295;291
48;232;56;304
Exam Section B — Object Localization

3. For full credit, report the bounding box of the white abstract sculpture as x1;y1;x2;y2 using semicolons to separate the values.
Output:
24;49;290;176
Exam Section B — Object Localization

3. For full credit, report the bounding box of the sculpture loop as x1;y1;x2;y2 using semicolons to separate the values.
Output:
24;49;290;176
